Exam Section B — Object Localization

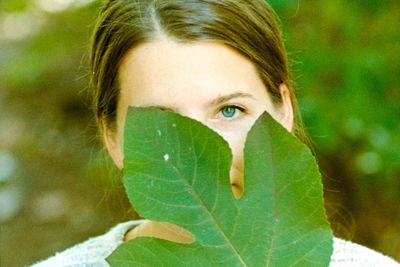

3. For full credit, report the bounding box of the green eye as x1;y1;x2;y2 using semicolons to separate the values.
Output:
220;105;244;119
221;106;236;118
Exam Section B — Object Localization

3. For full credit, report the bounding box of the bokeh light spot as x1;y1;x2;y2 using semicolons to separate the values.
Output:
0;150;16;182
356;151;383;174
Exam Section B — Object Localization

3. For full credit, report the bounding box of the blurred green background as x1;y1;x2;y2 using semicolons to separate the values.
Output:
0;0;399;266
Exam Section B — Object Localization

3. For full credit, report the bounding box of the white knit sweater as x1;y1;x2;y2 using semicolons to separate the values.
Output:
29;219;399;267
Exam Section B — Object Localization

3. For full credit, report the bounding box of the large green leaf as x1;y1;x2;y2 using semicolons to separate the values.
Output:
107;107;333;266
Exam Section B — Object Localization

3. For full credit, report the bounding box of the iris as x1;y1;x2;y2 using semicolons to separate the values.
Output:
221;106;237;118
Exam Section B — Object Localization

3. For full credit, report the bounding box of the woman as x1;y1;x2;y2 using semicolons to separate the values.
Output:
31;0;399;266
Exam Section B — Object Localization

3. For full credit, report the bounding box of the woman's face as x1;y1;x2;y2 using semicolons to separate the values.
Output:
104;37;293;198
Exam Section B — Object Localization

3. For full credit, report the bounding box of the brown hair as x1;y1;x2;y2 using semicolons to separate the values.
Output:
89;0;314;152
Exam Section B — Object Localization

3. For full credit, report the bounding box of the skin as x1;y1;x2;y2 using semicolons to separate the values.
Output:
103;36;294;243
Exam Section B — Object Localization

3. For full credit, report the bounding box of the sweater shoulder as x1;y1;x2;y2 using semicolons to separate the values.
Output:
27;220;145;267
28;221;399;267
330;237;399;267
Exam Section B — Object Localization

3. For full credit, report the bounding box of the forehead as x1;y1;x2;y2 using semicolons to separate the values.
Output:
117;38;268;107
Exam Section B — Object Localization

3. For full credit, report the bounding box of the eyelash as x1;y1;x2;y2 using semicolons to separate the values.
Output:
217;105;246;120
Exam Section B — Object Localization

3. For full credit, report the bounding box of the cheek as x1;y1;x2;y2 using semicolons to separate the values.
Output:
218;128;247;177
215;126;246;158
224;132;246;199
229;136;245;167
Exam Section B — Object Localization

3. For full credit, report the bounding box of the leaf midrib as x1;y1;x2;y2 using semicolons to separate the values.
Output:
265;125;278;267
135;116;248;267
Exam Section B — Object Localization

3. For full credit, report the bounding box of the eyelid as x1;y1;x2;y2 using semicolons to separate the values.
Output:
218;103;245;111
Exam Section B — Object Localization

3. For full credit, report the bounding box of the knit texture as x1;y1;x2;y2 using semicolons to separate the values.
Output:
29;220;399;267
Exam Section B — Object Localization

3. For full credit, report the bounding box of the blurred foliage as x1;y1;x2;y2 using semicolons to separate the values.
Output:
0;2;137;267
0;0;399;266
271;0;400;259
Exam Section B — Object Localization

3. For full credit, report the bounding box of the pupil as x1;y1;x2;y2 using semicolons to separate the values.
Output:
222;106;236;117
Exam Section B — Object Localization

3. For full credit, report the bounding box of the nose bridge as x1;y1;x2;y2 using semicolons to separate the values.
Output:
179;104;205;126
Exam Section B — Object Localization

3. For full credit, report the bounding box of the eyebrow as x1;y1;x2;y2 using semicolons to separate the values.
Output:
205;92;256;107
144;92;256;111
